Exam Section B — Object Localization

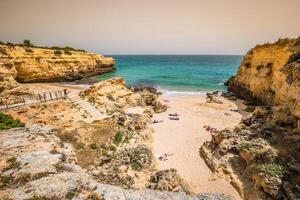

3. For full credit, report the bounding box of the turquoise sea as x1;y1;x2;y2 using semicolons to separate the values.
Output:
76;55;242;94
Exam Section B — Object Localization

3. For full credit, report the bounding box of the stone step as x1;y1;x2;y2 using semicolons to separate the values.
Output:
67;93;102;120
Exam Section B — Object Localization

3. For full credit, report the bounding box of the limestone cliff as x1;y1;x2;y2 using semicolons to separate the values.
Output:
227;37;300;118
0;44;115;84
201;37;300;200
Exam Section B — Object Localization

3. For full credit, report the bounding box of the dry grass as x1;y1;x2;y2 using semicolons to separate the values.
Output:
90;120;117;147
76;149;97;168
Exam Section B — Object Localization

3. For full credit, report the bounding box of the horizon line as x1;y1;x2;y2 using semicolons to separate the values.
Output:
104;54;243;56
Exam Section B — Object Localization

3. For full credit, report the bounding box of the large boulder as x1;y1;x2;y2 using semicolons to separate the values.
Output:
147;169;190;194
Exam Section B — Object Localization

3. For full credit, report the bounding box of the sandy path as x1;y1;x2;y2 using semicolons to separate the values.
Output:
152;94;242;199
22;83;84;93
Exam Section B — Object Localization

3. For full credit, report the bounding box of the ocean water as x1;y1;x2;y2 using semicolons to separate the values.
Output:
76;55;242;94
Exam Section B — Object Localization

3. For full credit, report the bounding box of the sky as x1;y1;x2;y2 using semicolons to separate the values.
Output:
0;0;299;55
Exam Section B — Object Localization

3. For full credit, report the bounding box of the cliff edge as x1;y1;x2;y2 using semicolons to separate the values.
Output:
201;37;300;200
0;43;115;94
227;37;300;118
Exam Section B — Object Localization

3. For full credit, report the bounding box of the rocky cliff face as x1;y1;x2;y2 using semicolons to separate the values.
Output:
0;44;115;87
201;37;300;200
227;37;300;118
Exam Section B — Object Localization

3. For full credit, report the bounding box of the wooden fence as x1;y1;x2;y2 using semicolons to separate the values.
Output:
0;89;68;111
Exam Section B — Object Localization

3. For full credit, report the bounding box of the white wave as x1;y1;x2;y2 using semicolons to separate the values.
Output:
218;79;227;86
159;90;208;96
61;83;90;89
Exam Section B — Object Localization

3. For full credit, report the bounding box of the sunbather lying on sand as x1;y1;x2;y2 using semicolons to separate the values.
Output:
169;112;179;116
152;119;163;124
158;153;173;161
203;125;218;133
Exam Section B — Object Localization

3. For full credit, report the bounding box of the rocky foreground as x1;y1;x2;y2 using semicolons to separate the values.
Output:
0;126;231;200
201;37;300;200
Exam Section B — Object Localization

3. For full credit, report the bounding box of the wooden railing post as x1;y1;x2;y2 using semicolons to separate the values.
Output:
63;89;67;98
0;89;72;111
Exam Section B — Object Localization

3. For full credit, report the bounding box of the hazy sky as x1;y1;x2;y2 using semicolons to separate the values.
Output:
0;0;299;55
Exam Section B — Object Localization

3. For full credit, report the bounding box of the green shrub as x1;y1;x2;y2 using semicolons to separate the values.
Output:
0;175;13;189
130;160;141;171
25;48;34;53
6;42;14;47
0;113;25;130
88;96;96;104
237;140;263;157
51;46;60;50
64;50;72;55
237;140;253;150
86;193;102;200
1;41;86;52
123;132;133;143
54;50;62;56
100;149;108;156
288;52;300;63
256;163;286;178
65;191;77;199
23;40;33;46
89;143;97;149
35;57;42;63
3;157;20;171
25;195;43;200
107;144;116;152
113;132;123;146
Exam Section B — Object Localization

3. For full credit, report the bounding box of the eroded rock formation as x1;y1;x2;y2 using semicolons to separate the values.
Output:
227;37;300;119
81;77;166;114
0;44;115;94
202;37;300;200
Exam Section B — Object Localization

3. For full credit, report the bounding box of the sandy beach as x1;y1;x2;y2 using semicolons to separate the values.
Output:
22;83;84;93
152;94;242;199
